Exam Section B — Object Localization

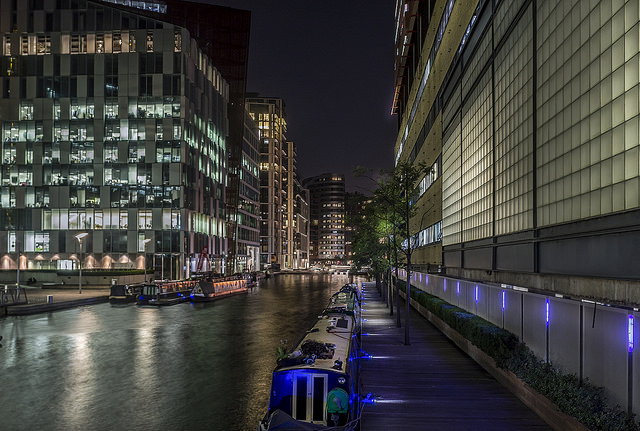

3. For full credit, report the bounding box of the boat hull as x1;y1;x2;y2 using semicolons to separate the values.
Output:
190;288;247;302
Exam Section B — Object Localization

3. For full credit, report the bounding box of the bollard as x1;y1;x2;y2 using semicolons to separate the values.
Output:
46;295;53;304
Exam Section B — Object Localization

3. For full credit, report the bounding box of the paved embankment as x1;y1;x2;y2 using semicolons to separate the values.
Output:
2;288;109;316
359;282;551;431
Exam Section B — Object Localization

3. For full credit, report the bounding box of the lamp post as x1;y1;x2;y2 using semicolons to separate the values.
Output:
143;238;151;282
74;233;88;294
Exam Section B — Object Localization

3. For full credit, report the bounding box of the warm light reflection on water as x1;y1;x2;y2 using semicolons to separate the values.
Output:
0;274;365;430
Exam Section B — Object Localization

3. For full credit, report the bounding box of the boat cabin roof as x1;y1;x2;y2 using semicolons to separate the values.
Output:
276;313;355;374
323;290;359;316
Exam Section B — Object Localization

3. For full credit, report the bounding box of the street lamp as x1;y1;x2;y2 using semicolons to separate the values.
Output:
143;238;151;282
74;233;88;294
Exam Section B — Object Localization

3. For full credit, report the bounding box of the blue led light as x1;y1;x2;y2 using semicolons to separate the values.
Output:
361;392;375;404
546;299;550;326
629;315;634;353
475;285;478;303
444;279;447;292
457;281;460;297
501;290;505;311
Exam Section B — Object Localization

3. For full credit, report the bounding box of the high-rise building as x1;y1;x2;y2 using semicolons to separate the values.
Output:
283;140;309;269
233;109;260;273
294;182;310;269
246;96;308;270
0;0;249;280
92;0;251;275
394;0;640;303
246;96;286;270
303;173;346;266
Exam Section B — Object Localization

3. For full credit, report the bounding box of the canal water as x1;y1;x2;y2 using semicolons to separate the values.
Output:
0;274;364;431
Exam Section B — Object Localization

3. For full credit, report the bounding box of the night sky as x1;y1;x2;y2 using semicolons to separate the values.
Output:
197;1;398;193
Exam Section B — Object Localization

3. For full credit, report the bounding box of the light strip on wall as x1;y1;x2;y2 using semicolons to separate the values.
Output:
629;315;634;353
546;299;550;327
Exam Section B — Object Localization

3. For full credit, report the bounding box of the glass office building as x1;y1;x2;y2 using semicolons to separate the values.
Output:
0;0;232;279
394;0;640;303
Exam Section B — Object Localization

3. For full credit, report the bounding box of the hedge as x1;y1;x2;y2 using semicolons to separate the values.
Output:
396;279;639;431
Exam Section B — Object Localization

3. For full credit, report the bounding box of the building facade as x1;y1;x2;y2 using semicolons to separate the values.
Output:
303;173;346;267
94;0;251;276
294;182;310;269
283;140;309;269
246;96;308;270
0;0;248;280
394;0;640;303
232;109;260;273
246;96;286;269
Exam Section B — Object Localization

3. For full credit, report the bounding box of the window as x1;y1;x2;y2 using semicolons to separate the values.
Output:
112;33;122;53
138;233;149;252
105;101;118;119
70;142;94;164
96;34;105;53
43;142;61;164
71;101;95;119
35;233;49;252
146;32;153;52
174;31;181;52
138;209;152;229
3;33;10;56
36;35;51;55
95;210;103;229
20;103;33;120
119;211;128;229
35;188;49;207
104;144;118;163
70;34;87;54
129;33;136;52
7;231;16;252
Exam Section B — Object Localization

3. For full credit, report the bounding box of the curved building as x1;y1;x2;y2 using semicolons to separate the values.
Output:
0;0;250;280
303;173;346;266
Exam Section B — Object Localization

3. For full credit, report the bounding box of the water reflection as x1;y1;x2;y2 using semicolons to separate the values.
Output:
0;274;363;430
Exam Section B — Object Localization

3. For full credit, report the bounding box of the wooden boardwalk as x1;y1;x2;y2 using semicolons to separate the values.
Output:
359;282;551;431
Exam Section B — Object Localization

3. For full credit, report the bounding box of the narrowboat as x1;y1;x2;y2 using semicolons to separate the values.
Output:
259;289;361;430
189;276;248;302
108;283;143;304
136;280;196;306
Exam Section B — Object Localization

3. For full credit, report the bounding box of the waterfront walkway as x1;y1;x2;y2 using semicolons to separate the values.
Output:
359;282;551;431
1;287;109;316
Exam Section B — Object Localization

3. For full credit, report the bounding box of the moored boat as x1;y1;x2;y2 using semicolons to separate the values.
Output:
136;280;196;306
189;276;248;302
258;285;362;430
109;283;144;304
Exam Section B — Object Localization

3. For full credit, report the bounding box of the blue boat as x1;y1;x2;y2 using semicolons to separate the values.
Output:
259;286;362;430
136;280;195;306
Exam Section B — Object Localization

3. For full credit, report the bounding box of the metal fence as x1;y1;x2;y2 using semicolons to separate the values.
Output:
397;269;639;417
